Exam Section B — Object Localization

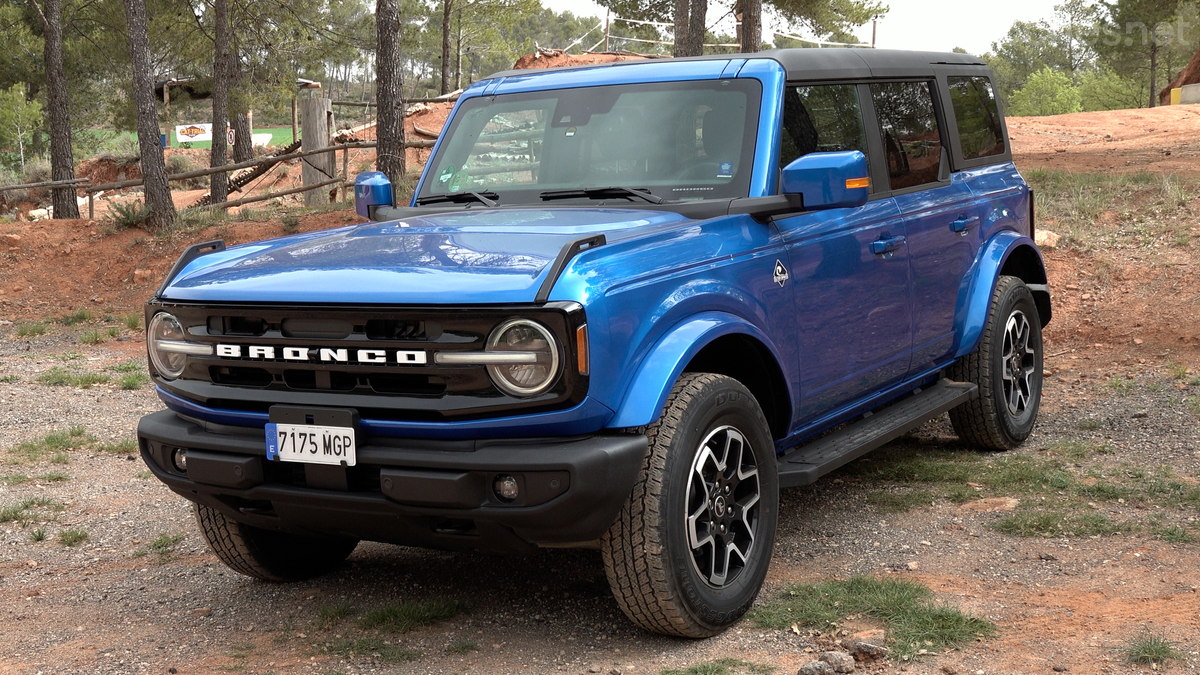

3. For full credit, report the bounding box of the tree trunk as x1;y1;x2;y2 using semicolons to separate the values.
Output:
440;0;453;95
673;0;689;57
209;0;230;205
31;0;80;218
229;32;253;162
1149;41;1158;108
454;11;462;91
684;0;706;56
376;0;406;196
740;0;760;53
123;0;175;230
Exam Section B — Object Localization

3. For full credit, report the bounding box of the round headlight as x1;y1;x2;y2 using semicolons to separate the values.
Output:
486;319;560;397
148;312;188;379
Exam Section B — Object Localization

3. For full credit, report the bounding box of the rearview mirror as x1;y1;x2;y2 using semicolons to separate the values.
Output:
781;151;870;211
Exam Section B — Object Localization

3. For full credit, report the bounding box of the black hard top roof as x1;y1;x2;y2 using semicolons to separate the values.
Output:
486;48;988;82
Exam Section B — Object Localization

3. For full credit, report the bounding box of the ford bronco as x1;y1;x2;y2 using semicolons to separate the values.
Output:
138;48;1050;637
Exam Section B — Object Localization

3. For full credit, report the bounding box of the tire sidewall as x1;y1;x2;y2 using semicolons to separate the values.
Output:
658;379;779;630
989;281;1043;444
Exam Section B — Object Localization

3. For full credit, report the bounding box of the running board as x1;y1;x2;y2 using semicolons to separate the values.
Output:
777;379;978;488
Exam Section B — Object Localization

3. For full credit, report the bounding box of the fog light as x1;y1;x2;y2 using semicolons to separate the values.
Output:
172;447;188;472
493;475;519;502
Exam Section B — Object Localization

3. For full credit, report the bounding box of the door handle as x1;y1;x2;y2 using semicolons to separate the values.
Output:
870;235;906;256
950;215;979;233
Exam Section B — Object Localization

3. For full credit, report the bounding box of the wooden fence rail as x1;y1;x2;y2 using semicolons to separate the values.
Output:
0;178;88;194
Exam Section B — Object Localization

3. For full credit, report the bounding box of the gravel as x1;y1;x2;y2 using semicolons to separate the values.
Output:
2;326;1198;675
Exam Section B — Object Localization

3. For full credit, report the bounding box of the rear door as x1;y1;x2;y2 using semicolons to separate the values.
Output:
869;80;979;375
773;83;912;423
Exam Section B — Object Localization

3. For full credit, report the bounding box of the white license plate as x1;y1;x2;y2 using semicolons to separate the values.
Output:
265;423;356;466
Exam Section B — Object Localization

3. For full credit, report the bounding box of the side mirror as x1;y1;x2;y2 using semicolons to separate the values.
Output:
781;150;870;211
354;171;393;220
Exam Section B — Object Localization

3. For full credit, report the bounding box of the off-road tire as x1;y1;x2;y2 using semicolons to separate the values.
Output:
194;503;358;581
601;373;779;638
949;275;1044;450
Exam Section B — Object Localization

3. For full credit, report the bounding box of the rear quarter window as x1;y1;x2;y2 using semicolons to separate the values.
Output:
947;76;1005;160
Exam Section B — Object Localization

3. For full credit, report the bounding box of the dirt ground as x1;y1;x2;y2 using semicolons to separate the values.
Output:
1;106;1200;675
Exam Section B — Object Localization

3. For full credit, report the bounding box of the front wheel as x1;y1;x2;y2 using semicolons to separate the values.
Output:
949;275;1044;450
194;503;359;581
601;373;779;637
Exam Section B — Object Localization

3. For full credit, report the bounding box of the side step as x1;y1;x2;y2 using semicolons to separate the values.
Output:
777;379;978;488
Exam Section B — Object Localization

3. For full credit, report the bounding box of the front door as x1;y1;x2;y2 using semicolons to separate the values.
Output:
774;83;913;423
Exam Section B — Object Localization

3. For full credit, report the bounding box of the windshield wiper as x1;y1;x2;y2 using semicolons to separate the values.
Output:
539;186;664;204
415;191;498;207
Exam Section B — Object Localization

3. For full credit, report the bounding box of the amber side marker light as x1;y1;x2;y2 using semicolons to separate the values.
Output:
845;177;870;189
576;324;590;375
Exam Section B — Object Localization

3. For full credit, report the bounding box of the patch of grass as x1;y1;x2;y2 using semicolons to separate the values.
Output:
58;309;94;326
315;600;354;628
1104;376;1135;396
749;576;994;659
1123;627;1184;665
315;637;420;663
979;456;1072;494
50;452;70;465
136;470;153;479
1166;361;1189;380
867;489;936;513
0;374;20;383
10;426;95;462
17;321;49;337
39;471;69;482
107;361;143;373
1151;524;1196;544
358;598;468;632
122;313;142;330
58;527;88;546
992;511;1132;537
1048;440;1098;459
1075;418;1103;431
135;533;184;562
659;659;774;675
845;448;981;484
105;326;121;338
446;639;478;654
96;438;137;455
1;473;30;485
79;329;107;345
118;372;150;389
281;214;300;233
56;351;84;361
35;367;110;388
29;527;46;542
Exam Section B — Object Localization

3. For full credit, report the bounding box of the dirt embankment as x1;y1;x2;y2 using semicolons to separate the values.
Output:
1006;104;1200;174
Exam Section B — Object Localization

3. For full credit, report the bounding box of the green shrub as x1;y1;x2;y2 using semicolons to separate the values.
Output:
107;200;150;229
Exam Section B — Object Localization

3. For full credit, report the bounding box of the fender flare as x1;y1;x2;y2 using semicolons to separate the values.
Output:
607;312;788;429
954;230;1049;359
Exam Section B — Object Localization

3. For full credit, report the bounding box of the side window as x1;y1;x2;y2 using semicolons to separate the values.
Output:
780;84;870;188
870;81;944;191
947;76;1005;160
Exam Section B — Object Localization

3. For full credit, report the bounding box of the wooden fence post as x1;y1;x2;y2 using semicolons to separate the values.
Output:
299;98;333;207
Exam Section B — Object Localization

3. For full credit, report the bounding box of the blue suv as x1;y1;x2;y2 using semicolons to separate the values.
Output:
138;48;1050;637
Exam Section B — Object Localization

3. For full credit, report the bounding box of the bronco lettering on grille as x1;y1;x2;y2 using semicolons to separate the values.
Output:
215;344;427;364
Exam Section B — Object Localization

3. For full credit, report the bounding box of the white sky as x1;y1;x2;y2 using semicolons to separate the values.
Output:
537;0;1058;55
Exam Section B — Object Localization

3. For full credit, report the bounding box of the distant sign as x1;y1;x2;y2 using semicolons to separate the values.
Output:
176;123;212;143
174;124;237;145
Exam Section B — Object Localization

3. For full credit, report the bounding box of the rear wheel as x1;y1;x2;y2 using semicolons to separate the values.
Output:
601;373;779;637
949;275;1043;450
194;503;358;581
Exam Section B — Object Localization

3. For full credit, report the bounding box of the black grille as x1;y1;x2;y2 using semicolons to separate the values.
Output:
150;301;588;421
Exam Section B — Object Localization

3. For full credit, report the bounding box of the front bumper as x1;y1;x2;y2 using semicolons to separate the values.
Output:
138;410;646;555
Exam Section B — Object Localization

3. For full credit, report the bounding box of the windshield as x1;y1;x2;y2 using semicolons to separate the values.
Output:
417;79;762;205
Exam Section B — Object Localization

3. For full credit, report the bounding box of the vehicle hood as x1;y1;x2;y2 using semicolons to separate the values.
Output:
160;207;690;304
